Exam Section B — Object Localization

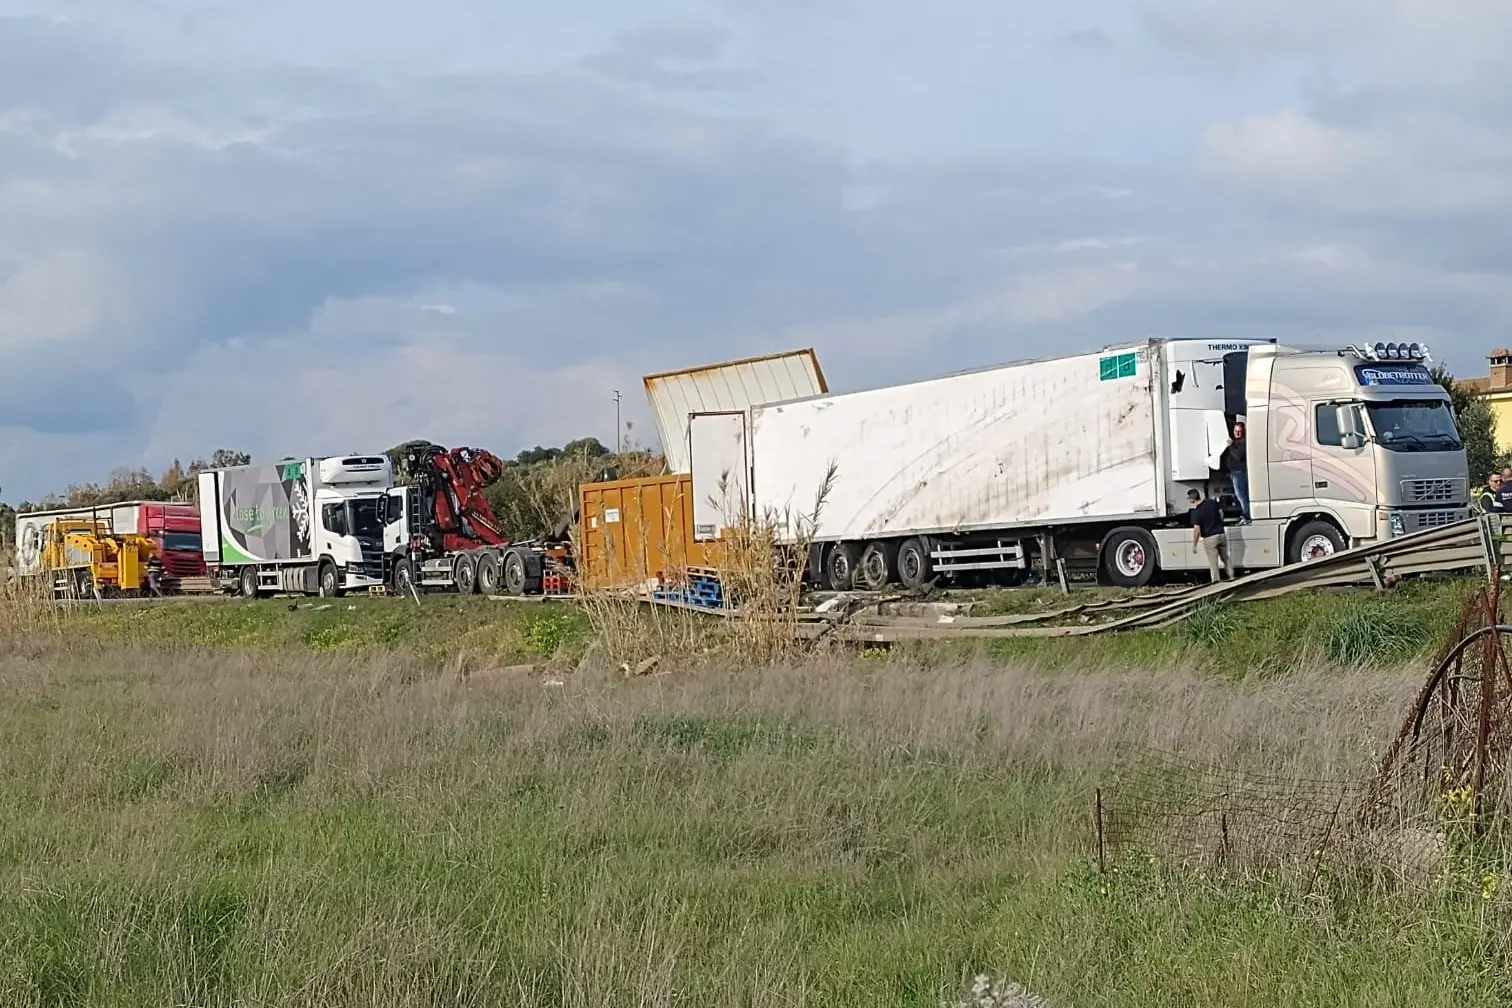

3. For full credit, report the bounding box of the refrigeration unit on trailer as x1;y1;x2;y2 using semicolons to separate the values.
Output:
692;338;1469;590
199;455;392;598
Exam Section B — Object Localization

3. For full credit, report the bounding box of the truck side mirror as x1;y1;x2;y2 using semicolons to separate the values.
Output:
1335;404;1365;449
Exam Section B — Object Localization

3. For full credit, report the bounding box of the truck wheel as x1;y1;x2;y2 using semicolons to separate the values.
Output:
239;566;259;599
896;537;934;590
452;552;478;594
857;540;897;591
1288;520;1345;564
502;549;537;596
1102;528;1158;588
318;562;343;598
476;551;501;596
824;543;860;591
391;558;417;598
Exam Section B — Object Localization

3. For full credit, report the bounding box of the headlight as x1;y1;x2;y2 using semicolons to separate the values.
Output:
1389;512;1406;537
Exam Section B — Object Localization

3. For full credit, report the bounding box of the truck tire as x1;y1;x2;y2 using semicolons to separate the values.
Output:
857;540;897;591
502;549;539;596
318;562;343;598
239;566;259;599
476;551;501;596
824;542;860;591
1102;528;1158;588
1288;520;1345;564
896;537;934;591
391;558;417;598
453;552;478;594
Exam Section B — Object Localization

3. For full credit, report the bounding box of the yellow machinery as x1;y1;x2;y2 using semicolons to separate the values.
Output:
39;518;157;599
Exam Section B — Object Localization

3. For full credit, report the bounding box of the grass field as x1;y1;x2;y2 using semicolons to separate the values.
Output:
3;581;1511;1005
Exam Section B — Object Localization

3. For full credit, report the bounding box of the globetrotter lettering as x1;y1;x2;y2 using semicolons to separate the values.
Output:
1356;366;1433;386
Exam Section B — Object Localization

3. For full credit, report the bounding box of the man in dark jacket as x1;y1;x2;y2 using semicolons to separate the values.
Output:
1221;422;1250;524
1478;474;1507;515
1188;488;1232;582
145;551;164;597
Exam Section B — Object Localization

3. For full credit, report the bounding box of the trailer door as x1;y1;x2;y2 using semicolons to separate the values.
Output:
689;411;750;542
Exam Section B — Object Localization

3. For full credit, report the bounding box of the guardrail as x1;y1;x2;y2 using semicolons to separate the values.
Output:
798;516;1509;643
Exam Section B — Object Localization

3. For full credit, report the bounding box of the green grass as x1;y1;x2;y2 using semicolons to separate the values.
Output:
59;595;594;664
970;578;1475;675
40;576;1482;681
0;636;1509;1006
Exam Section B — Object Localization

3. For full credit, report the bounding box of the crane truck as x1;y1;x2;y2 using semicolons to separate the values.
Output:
683;338;1470;590
381;443;573;597
197;447;571;598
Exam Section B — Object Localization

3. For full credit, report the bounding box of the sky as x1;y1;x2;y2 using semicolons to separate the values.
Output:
3;0;1512;501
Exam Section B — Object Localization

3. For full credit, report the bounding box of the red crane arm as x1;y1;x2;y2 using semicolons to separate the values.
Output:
411;445;509;552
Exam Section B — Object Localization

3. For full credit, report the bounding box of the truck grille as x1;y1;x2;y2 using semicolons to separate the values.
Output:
1408;509;1467;531
1401;478;1465;503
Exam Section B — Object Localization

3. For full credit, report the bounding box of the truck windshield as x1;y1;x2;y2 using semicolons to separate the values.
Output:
1365;399;1463;452
348;498;384;539
162;532;202;552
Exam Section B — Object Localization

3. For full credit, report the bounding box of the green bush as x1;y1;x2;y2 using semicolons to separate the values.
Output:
1323;604;1430;665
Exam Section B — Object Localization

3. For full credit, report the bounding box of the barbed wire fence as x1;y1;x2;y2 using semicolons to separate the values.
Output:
1096;516;1512;892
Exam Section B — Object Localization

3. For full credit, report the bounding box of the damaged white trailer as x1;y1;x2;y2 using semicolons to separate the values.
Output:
688;338;1469;589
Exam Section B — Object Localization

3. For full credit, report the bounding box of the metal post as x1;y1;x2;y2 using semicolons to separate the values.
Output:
1095;787;1106;873
612;389;623;455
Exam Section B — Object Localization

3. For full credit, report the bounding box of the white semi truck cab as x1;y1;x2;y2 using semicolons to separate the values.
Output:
1138;340;1469;582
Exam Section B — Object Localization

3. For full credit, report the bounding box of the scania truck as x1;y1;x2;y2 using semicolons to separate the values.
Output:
684;339;1470;589
199;455;392;597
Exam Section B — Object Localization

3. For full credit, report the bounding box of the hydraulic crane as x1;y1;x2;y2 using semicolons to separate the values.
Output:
391;444;573;596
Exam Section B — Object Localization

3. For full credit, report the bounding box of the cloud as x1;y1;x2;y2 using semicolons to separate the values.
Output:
581;19;752;90
1201;108;1370;188
6;4;1512;501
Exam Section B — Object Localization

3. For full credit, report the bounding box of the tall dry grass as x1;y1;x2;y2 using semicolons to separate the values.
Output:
1;637;1506;1006
0;547;64;641
574;461;837;671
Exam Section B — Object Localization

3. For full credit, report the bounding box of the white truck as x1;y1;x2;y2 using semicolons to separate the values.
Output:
687;338;1470;589
199;455;393;597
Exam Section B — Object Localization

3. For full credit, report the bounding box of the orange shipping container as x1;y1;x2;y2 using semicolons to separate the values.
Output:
578;474;716;592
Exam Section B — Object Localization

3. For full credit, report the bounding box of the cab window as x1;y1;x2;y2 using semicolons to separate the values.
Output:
1315;403;1343;447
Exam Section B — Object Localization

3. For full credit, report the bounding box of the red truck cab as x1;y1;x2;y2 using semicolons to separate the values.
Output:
110;502;206;582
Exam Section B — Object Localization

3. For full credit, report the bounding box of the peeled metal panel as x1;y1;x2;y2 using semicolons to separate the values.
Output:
750;345;1164;542
689;412;749;541
644;349;827;474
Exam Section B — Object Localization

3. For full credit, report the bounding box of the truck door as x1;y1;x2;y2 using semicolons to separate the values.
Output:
382;488;409;555
1311;400;1376;511
689;411;750;542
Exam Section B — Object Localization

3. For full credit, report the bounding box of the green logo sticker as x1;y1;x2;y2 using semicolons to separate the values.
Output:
1099;352;1137;381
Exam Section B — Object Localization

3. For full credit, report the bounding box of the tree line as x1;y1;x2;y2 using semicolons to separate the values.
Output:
0;439;666;550
0;371;1500;551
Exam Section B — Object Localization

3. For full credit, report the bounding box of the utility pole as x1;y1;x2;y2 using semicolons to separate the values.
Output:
612;390;622;456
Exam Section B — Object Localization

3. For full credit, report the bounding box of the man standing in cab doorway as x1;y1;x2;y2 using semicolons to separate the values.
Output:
1188;488;1232;583
1221;421;1250;524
